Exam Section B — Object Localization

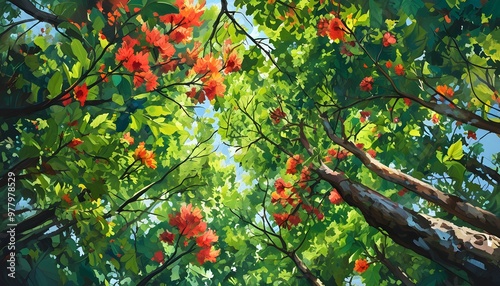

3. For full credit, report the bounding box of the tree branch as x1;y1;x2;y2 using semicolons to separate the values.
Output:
7;0;63;26
315;163;500;284
321;116;500;237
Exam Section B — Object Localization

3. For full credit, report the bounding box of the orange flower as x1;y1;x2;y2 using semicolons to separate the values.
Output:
436;85;454;97
327;18;345;41
394;64;404;76
202;73;226;101
329;189;343;205
196;247;220;265
159;230;175;244
286;154;303;175
432;113;440;124
354;258;369;273
224;52;242;74
68;138;83;149
133;142;157;169
359;77;374;92
196;229;218;248
382;32;396;47
123;132;134;145
193;54;222;75
74;83;88;106
385;60;393;68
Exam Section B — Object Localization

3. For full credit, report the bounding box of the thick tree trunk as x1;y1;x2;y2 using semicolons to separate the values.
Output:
321;119;500;237
316;163;500;284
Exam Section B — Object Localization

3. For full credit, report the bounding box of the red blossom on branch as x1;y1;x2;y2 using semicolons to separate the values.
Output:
354;258;369;273
382;32;396;47
359;76;374;92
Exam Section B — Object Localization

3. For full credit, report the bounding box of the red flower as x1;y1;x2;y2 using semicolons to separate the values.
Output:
169;204;207;238
382;32;396;47
317;18;329;37
61;194;72;205
329;189;343;205
354;258;369;273
394;64;404;76
273;213;301;229
134;70;158;91
286;154;303;175
74;83;88;106
224;52;242;74
360;110;371;123
327;18;345;41
159;230;175;244
116;42;134;62
398;188;407;196
68;138;83;149
196;247;220;265
385;60;393;68
467;130;477;140
196;229;218;248
145;26;162;45
359;76;374;92
123;51;150;73
270;107;286;124
151;250;164;264
403;98;412;106
367;149;377;158
170;27;193;43
61;93;72;106
202;73;226;101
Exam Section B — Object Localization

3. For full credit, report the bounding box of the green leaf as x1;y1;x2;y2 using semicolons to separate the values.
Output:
47;71;63;99
71;39;88;68
112;94;125;105
145;105;172;117
447;140;464;160
34;36;48;51
90;113;109;128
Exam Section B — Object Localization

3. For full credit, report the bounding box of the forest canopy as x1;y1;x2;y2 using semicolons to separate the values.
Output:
1;0;500;285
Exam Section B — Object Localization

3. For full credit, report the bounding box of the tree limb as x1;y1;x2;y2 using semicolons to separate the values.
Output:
7;0;63;26
321;116;500;237
315;163;500;284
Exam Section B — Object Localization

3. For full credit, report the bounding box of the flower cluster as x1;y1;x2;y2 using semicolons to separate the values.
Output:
165;204;220;265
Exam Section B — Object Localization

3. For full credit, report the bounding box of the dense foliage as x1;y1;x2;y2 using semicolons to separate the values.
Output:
1;0;499;285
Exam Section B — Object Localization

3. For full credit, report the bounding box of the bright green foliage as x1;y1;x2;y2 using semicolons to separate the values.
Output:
1;0;500;285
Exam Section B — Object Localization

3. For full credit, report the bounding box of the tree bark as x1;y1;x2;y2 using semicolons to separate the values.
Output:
315;163;500;284
289;252;325;286
321;118;500;237
7;0;63;26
